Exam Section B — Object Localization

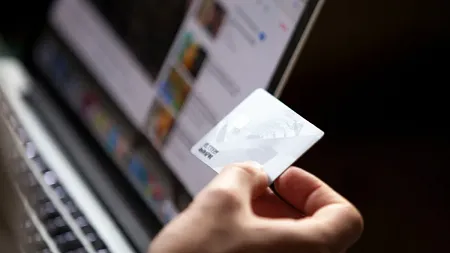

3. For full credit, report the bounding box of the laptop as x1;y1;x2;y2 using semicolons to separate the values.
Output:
0;0;325;252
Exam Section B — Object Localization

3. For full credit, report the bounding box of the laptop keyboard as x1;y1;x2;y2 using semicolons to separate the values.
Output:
1;91;110;253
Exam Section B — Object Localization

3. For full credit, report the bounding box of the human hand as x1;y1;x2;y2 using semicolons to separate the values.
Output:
149;162;363;253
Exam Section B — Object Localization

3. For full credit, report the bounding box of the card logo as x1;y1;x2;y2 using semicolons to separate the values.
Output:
198;142;219;159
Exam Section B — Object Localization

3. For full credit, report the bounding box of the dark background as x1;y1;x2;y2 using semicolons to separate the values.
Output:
2;0;449;252
282;1;450;252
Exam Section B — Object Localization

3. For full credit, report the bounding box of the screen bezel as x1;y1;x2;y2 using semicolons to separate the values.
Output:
20;0;324;226
265;0;323;96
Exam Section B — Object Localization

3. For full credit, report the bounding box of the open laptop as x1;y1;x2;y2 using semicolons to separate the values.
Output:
0;0;324;252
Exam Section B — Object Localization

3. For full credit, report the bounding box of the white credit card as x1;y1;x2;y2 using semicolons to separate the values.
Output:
190;89;324;183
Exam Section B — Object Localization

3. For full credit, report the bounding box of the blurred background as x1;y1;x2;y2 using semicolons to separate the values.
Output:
1;0;450;253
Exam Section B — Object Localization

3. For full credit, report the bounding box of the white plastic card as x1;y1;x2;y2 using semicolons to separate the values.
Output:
191;89;324;183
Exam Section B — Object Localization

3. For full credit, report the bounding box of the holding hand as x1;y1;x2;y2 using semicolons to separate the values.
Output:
150;162;363;253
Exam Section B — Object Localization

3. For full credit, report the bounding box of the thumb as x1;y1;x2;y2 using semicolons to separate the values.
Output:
199;162;269;209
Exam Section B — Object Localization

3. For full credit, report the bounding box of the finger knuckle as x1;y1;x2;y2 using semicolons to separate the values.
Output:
231;164;260;177
317;205;364;252
226;164;265;182
203;187;243;212
307;228;335;253
280;230;332;253
345;204;364;238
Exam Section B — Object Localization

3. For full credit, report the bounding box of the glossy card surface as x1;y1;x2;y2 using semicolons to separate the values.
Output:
191;89;324;183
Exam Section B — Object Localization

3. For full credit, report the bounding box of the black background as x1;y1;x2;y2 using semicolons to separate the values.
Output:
2;0;450;252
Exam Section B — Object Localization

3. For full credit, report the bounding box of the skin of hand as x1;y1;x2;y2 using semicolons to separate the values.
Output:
149;162;363;253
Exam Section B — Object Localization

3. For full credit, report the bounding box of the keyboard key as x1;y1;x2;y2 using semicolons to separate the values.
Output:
81;225;94;235
53;185;69;200
86;232;106;250
37;201;58;220
45;216;70;236
29;187;49;207
69;248;88;253
64;200;80;216
43;171;58;187
16;127;29;143
33;156;50;173
55;232;83;251
74;216;89;228
25;142;38;159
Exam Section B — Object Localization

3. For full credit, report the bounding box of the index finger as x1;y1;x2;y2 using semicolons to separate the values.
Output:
199;162;269;205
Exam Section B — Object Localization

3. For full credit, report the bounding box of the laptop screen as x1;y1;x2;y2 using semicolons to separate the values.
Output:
32;0;322;224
